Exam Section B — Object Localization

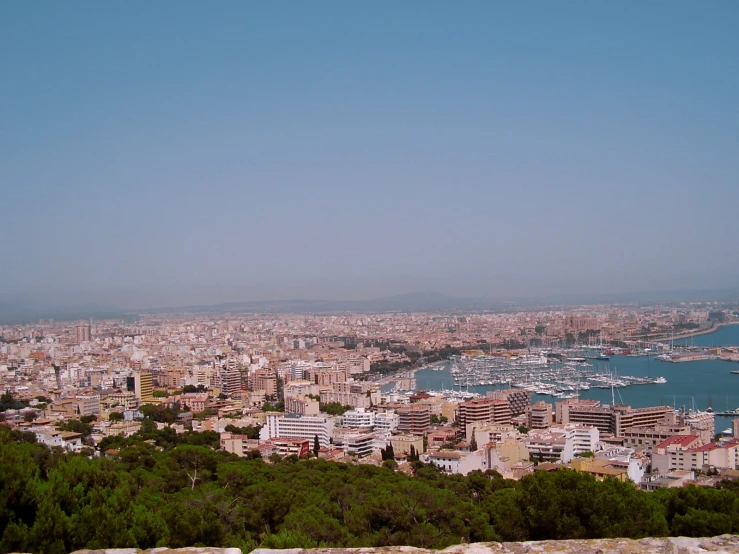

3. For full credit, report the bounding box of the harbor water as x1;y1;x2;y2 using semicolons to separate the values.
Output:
413;323;739;433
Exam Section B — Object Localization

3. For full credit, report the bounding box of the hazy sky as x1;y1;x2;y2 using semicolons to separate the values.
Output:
2;2;738;309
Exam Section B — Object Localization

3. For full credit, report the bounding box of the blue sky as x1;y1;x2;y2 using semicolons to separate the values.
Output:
2;2;738;308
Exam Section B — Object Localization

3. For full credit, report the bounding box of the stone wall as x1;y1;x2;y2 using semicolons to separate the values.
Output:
27;536;739;554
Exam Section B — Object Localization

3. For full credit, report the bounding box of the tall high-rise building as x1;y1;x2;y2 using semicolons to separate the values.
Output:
220;362;242;398
130;371;154;403
75;323;91;343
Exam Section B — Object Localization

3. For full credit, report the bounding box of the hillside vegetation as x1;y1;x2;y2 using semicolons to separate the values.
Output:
2;427;739;554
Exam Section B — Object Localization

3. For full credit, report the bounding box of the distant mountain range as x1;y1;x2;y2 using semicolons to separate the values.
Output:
509;287;739;307
1;288;738;325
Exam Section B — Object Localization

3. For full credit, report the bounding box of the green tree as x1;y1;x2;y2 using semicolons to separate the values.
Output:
383;459;398;470
57;419;93;438
318;402;352;416
223;424;261;439
381;443;395;460
409;445;418;462
169;445;219;490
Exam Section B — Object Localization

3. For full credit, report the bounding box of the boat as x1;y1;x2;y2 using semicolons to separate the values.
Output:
654;376;667;384
721;428;733;435
595;354;610;361
731;370;739;375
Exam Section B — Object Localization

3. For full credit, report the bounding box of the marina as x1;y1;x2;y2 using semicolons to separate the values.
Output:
449;352;666;399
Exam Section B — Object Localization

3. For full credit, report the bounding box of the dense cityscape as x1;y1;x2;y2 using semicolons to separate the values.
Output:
2;301;739;484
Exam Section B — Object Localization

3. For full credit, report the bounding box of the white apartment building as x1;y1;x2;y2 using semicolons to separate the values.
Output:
427;450;491;476
595;447;646;484
33;427;84;451
526;424;600;463
428;450;463;473
342;408;375;428
332;429;375;457
261;413;335;448
374;411;399;433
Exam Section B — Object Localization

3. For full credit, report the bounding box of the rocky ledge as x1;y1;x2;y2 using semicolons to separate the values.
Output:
22;536;739;554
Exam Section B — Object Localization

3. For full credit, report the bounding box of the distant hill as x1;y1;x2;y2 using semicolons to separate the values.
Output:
514;287;739;306
2;287;737;325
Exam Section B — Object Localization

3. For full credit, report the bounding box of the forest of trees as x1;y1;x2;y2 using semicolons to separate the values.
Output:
3;425;739;554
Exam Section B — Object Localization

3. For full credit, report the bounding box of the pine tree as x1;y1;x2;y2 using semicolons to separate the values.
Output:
470;429;478;451
385;443;394;460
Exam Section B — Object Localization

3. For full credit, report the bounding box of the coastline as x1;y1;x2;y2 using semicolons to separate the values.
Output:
631;321;739;343
670;321;739;342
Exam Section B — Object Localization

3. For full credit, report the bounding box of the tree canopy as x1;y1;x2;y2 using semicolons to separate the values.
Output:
3;427;739;553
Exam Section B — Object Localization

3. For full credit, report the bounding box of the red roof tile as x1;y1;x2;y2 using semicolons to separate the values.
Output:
656;435;699;449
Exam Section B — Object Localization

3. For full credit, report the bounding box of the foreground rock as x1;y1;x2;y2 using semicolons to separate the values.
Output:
253;536;739;554
12;536;739;554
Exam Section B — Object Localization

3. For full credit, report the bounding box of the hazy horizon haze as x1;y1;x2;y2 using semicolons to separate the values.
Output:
3;2;738;310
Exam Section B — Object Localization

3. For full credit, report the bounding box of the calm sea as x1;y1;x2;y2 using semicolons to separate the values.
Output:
413;323;739;433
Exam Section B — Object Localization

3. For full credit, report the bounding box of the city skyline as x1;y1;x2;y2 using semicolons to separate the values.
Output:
3;2;738;309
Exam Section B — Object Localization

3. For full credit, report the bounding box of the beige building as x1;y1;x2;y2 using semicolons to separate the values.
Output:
284;379;320;399
621;424;693;451
652;436;739;474
285;396;319;416
458;398;511;428
175;393;208;413
397;404;431;434
220;432;260;457
527;401;552;429
466;422;519;444
250;370;278;398
487;389;531;416
391;434;424;457
320;390;371;410
556;399;673;436
73;395;101;416
483;438;530;476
